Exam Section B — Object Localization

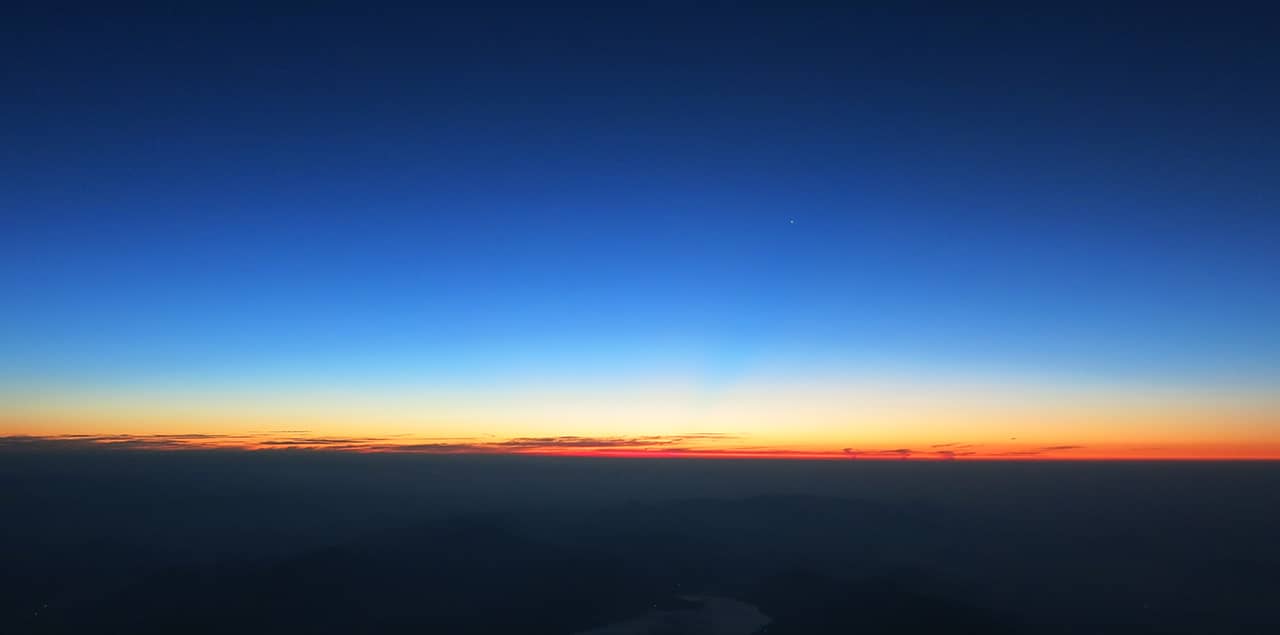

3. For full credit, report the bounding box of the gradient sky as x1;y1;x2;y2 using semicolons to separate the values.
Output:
2;4;1278;459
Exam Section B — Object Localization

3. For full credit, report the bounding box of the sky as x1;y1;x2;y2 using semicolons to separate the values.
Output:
2;3;1278;459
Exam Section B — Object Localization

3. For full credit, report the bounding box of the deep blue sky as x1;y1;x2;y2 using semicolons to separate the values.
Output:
3;3;1278;393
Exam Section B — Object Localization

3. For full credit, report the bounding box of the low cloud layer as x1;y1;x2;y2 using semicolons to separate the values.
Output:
0;434;1098;460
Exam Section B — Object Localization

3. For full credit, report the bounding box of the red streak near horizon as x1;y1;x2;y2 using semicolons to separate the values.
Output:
5;434;1279;460
497;448;1280;461
201;443;1280;461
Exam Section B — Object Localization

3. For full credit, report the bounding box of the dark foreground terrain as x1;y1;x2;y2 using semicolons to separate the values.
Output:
3;449;1279;634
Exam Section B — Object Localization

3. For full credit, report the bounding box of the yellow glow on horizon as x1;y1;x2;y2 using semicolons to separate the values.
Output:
2;371;1277;459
